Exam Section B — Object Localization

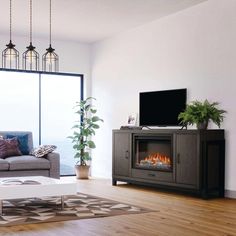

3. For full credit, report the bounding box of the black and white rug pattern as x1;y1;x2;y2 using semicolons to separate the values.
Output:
0;193;151;226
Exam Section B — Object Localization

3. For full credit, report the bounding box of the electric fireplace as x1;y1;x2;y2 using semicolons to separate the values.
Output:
133;135;172;172
113;129;225;199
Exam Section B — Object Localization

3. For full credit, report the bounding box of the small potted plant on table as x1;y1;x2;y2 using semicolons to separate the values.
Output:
68;97;103;179
178;99;226;130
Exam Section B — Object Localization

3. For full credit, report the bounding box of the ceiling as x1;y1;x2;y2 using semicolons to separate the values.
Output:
0;0;206;43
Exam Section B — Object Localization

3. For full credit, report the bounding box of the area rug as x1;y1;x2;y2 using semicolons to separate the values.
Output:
0;193;152;226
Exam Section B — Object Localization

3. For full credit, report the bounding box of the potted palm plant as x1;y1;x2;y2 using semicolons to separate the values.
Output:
68;97;103;179
178;99;226;130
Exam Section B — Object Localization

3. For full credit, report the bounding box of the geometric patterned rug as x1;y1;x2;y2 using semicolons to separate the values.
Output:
0;193;152;227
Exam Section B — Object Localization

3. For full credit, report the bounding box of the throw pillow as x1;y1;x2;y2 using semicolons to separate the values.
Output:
0;137;22;159
6;134;30;155
30;145;57;158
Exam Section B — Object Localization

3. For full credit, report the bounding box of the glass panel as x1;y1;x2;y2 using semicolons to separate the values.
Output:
41;74;81;175
0;71;39;146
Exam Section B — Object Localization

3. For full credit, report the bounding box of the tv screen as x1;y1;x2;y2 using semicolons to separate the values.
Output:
139;88;187;127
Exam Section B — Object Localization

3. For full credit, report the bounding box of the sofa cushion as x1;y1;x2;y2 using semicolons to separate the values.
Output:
0;159;9;170
6;134;30;155
0;131;34;153
5;155;50;171
0;138;22;159
30;145;57;158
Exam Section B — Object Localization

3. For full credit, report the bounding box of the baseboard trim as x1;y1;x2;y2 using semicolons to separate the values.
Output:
225;190;236;199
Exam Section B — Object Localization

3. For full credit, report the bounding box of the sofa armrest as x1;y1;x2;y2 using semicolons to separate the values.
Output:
45;152;60;179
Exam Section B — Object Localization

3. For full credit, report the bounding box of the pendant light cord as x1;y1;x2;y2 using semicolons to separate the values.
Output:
50;0;52;45
10;0;12;41
30;0;32;43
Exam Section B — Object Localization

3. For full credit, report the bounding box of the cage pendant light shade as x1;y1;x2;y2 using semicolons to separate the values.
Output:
23;42;39;70
23;0;39;71
2;41;19;69
2;0;19;69
42;0;59;72
42;45;59;72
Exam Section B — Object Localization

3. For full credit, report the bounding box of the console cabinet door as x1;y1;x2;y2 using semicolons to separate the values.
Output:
176;134;198;187
113;132;130;177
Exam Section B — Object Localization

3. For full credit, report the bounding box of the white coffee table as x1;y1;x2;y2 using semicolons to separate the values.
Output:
0;176;77;215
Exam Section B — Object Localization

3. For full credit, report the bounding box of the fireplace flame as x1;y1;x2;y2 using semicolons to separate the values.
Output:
140;153;171;166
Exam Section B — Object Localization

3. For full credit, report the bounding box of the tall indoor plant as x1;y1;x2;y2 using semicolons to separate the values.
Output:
68;97;103;179
178;99;226;129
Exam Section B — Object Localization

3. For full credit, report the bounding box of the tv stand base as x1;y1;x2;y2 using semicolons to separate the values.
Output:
112;129;225;199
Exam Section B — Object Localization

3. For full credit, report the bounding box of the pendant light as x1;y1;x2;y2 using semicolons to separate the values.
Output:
23;0;39;71
42;0;59;72
2;0;19;69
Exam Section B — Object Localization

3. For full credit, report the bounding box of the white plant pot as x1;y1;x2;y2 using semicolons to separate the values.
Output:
75;165;90;179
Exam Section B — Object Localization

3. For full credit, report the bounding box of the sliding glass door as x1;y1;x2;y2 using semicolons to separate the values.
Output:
0;71;39;145
41;74;82;175
0;69;83;176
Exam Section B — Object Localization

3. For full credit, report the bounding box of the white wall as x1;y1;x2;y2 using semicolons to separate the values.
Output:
91;0;236;193
0;34;91;97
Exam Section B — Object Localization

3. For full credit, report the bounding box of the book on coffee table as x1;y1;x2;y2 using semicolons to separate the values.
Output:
1;179;41;185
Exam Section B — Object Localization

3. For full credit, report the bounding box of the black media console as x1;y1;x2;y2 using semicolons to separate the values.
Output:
112;129;225;199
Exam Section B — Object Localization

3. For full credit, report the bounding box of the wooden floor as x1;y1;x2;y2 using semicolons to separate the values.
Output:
1;177;236;236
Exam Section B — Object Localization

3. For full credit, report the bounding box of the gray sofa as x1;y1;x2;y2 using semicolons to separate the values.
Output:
0;131;60;179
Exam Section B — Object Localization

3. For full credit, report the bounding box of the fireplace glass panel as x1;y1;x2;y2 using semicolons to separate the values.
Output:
134;136;172;171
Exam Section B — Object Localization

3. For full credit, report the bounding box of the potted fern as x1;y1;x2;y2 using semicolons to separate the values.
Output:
178;99;226;130
68;97;103;179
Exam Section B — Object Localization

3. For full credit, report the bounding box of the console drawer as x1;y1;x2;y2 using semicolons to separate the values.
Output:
131;168;174;182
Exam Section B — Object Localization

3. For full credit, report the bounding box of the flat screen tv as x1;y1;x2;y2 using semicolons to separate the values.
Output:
139;88;187;127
